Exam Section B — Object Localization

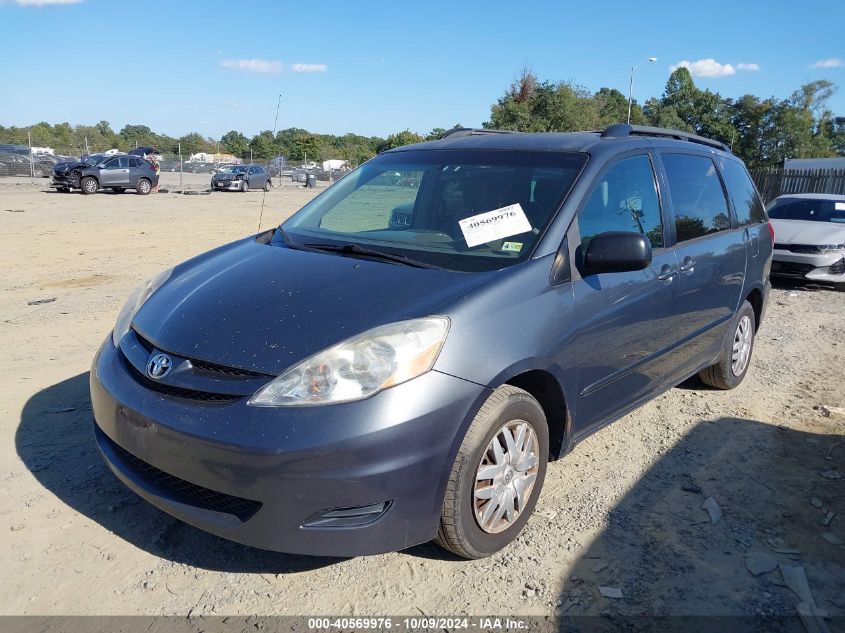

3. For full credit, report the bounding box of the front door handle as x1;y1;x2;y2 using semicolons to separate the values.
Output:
679;257;696;273
657;265;677;282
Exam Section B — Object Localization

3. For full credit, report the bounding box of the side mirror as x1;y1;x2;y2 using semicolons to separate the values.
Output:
583;231;652;274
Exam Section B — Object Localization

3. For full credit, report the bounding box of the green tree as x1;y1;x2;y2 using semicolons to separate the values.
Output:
286;132;322;162
378;130;424;152
249;130;278;160
220;130;249;156
177;132;208;155
486;66;600;132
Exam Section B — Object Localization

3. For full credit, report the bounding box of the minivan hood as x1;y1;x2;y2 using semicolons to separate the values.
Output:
132;236;489;375
771;219;845;245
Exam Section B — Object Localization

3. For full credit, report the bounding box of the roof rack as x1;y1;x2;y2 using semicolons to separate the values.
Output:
601;123;730;152
439;127;522;140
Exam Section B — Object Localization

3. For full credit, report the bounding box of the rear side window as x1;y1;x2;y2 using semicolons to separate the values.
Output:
129;157;142;167
721;159;765;225
662;153;731;242
577;154;664;249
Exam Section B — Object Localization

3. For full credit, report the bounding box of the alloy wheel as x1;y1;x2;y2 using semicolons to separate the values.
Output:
473;420;539;534
731;315;752;376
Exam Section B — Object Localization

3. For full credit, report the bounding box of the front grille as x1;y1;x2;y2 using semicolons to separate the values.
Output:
133;330;268;379
190;358;268;378
101;431;262;521
121;355;241;402
830;258;845;275
773;243;824;254
771;260;816;276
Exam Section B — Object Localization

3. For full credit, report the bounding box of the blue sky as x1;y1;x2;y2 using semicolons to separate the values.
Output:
0;0;843;138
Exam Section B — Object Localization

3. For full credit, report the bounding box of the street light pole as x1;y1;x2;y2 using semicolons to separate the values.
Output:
627;56;657;124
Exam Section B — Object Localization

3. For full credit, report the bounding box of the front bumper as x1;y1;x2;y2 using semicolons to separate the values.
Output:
212;180;243;190
771;250;845;283
90;338;488;556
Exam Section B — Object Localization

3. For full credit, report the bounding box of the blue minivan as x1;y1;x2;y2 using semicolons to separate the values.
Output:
90;124;773;559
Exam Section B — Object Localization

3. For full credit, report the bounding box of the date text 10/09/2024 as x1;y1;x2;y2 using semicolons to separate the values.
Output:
307;617;530;630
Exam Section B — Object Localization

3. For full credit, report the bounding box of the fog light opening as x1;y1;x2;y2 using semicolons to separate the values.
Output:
302;501;392;528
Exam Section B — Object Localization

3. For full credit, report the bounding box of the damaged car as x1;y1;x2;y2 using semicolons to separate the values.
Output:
51;153;158;194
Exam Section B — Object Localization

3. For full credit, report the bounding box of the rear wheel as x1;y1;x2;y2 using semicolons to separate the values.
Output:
80;176;98;195
263;179;271;192
435;385;548;559
136;178;151;195
698;300;756;389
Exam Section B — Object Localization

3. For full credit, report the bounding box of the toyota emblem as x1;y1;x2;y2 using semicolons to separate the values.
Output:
146;352;173;379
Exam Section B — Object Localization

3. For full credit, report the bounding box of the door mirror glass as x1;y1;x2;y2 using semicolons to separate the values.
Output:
583;231;652;274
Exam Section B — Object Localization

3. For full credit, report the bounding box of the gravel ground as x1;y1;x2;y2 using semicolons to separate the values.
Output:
1;177;843;622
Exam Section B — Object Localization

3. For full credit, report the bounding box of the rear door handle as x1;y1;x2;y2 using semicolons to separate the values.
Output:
657;265;677;281
679;257;696;273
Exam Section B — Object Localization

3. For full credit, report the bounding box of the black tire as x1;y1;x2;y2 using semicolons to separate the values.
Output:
263;179;271;192
698;300;756;390
435;385;548;559
241;180;249;192
136;178;151;195
110;187;124;193
80;176;98;195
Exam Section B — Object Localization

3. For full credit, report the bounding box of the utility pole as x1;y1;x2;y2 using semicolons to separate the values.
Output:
178;141;183;188
28;131;33;180
627;57;658;124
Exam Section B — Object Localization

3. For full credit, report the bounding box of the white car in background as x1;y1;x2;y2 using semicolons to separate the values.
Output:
767;193;845;289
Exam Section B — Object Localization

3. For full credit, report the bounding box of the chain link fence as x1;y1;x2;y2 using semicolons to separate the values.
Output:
0;139;350;188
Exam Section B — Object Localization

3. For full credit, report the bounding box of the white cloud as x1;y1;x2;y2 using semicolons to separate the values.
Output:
809;58;843;69
220;58;282;74
670;58;760;78
8;0;82;5
670;59;736;78
291;63;327;73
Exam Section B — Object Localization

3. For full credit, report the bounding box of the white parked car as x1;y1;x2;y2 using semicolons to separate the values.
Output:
767;193;845;288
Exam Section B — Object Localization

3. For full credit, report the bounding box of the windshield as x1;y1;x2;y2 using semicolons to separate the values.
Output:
218;165;247;174
281;149;587;272
767;198;845;223
82;154;105;166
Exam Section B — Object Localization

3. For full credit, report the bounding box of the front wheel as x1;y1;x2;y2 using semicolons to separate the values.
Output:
698;300;756;389
241;180;249;192
435;385;548;559
80;176;98;195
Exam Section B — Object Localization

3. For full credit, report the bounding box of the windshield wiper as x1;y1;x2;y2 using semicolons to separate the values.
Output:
302;242;442;269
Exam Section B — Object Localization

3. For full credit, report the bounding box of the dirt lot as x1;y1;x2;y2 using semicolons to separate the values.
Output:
1;175;843;623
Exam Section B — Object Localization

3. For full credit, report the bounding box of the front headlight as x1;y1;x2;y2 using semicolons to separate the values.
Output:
248;317;450;407
111;268;172;347
818;243;845;252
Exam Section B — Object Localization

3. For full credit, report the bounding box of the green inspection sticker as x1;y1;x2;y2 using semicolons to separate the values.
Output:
501;241;523;252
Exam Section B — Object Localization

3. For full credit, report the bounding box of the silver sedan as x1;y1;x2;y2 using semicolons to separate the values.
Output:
767;193;845;288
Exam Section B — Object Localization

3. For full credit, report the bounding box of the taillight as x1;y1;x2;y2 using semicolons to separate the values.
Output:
766;222;775;242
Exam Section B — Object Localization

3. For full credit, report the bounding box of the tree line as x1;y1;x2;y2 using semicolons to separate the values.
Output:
0;120;452;165
1;66;842;168
485;66;844;168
